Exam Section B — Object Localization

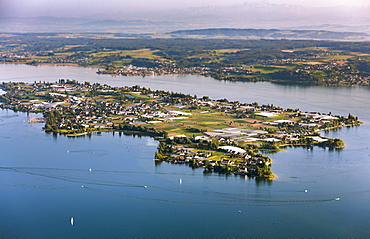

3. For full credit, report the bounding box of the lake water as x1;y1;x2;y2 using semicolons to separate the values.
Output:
1;64;370;238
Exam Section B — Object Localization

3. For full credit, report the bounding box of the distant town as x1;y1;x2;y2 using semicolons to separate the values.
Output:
0;81;362;179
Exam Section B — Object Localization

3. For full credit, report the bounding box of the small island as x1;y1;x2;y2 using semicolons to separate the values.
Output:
0;80;362;179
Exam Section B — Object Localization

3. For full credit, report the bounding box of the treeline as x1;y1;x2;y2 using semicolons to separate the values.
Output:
271;70;324;84
112;123;168;138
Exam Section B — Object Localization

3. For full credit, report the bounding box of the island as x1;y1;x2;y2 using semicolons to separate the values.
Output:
0;81;362;179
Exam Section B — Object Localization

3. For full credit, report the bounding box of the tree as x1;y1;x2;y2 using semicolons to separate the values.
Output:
320;138;345;148
210;139;219;149
256;164;275;179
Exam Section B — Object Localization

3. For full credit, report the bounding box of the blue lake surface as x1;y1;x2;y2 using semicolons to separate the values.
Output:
1;64;370;238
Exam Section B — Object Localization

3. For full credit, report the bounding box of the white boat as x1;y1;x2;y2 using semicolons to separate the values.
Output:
70;217;74;225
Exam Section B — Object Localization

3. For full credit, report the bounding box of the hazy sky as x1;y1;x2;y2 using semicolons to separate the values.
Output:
1;0;369;17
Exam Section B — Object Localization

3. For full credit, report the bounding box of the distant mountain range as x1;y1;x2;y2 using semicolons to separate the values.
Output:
0;17;169;33
88;2;370;33
168;28;370;41
0;2;369;36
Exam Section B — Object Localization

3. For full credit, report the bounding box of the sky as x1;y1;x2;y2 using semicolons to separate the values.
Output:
1;0;369;18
